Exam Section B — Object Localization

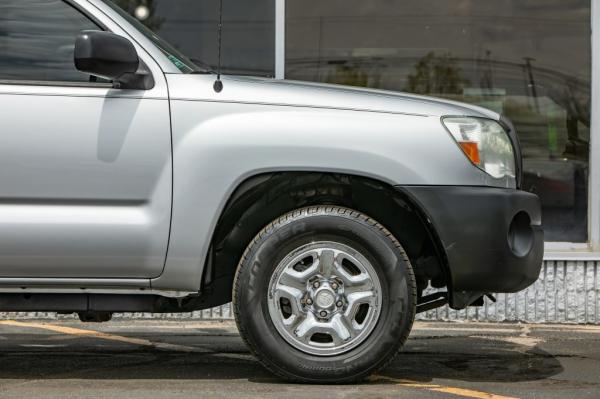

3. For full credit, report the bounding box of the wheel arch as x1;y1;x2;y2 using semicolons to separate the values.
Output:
198;171;452;309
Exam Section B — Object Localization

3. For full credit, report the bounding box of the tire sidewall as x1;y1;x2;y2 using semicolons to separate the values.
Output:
234;208;416;382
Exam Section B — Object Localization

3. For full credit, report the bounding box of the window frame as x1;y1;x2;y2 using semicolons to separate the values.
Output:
276;0;600;256
585;0;600;255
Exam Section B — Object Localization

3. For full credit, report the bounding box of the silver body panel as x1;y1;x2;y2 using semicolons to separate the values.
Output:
0;86;172;279
0;0;172;280
153;74;495;291
0;0;504;294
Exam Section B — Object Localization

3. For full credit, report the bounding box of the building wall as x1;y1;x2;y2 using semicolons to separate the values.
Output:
419;260;600;324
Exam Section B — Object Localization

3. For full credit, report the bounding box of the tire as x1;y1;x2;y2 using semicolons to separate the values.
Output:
233;206;416;383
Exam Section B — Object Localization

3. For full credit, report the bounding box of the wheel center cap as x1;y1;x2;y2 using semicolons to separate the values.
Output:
315;289;335;308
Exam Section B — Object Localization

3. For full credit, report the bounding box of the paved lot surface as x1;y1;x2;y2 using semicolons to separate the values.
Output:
0;319;599;399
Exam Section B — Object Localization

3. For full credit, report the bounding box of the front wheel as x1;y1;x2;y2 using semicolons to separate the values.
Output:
233;206;416;383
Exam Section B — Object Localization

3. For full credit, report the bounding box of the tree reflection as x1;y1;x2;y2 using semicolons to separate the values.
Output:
325;61;370;87
404;52;469;95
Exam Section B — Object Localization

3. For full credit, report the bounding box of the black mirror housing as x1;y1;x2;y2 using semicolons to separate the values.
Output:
75;31;140;83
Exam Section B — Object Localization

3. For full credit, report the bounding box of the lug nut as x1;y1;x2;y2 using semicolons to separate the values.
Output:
331;282;338;290
336;301;343;307
319;310;328;317
306;298;313;305
313;281;320;289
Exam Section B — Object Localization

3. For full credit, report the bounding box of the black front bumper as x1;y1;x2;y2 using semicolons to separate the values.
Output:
400;186;544;298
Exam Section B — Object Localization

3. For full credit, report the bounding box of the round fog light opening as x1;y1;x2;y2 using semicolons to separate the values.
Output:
508;211;533;257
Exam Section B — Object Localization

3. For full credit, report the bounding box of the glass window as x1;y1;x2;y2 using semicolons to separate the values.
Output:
112;0;275;77
0;0;100;83
102;0;201;73
286;0;591;243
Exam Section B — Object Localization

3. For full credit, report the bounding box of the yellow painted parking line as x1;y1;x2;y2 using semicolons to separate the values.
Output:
370;376;519;399
430;386;518;399
0;320;211;353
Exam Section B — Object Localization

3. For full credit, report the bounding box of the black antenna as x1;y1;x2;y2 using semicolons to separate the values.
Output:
213;0;224;93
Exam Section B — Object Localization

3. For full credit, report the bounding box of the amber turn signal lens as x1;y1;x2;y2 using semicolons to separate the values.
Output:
459;141;481;165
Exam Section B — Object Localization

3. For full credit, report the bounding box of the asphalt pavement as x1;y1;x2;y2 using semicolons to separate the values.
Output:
0;319;599;398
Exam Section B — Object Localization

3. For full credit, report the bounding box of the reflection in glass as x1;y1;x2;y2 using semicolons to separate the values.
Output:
0;0;99;82
113;0;275;76
286;0;591;242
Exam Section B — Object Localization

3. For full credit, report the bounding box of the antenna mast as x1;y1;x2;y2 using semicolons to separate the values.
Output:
213;0;224;93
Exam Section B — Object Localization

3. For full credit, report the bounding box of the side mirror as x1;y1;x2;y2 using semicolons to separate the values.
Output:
75;31;153;90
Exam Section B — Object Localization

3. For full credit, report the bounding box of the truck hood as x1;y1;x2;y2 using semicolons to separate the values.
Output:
168;74;500;120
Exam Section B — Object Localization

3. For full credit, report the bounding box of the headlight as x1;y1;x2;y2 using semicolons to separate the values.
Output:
442;117;516;181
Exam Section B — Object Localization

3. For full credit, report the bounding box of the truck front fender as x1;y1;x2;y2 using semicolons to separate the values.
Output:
151;100;484;291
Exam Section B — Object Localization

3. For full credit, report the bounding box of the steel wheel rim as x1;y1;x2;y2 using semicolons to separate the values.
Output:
267;241;383;356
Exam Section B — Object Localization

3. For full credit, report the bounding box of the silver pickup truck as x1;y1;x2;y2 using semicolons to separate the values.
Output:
0;0;543;383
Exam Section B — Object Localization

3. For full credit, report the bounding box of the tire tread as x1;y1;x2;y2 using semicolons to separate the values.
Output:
232;205;416;383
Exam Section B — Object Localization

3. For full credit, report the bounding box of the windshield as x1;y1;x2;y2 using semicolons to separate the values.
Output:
100;0;208;74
